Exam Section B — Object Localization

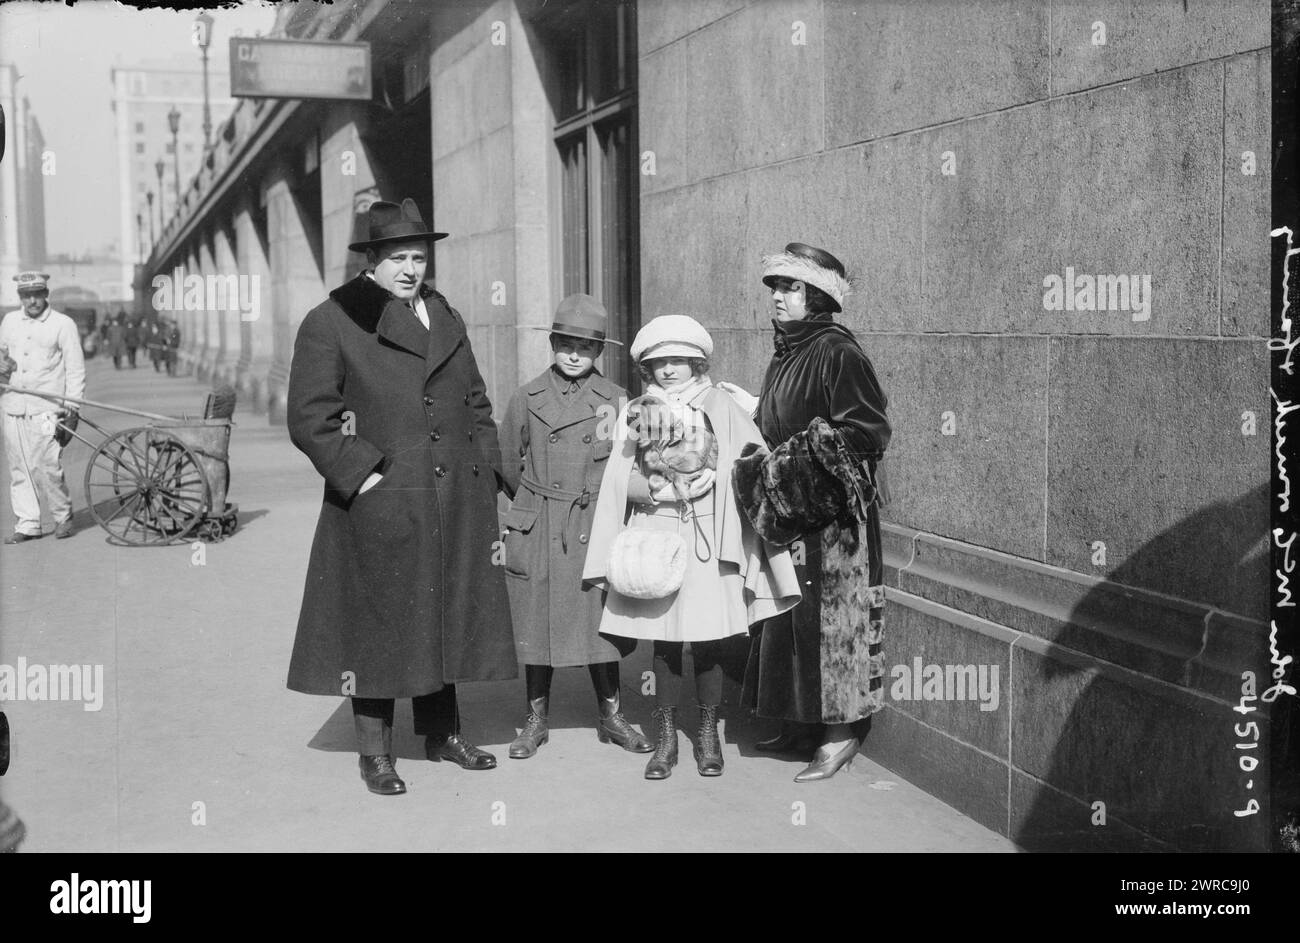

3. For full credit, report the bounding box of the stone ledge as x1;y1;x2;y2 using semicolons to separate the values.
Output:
875;586;1272;851
880;522;1269;705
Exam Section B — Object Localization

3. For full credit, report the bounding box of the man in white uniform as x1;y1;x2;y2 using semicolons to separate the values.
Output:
0;271;86;543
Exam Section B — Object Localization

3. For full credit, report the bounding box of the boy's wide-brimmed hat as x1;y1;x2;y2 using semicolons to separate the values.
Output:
760;242;852;313
348;198;448;252
532;293;623;346
629;314;713;362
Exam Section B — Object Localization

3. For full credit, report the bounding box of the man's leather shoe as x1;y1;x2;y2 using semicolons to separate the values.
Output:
359;754;407;795
427;734;497;770
54;519;74;539
2;532;40;545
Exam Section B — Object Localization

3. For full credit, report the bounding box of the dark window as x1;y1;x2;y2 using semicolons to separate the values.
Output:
134;121;145;134
135;142;145;154
292;132;325;279
543;1;638;389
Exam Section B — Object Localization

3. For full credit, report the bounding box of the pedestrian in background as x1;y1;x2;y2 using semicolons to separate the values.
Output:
146;319;165;372
497;294;652;760
164;319;180;376
0;271;85;543
582;316;801;780
123;313;141;368
106;314;126;370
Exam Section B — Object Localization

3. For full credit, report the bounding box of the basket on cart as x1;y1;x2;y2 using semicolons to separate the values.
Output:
0;382;239;546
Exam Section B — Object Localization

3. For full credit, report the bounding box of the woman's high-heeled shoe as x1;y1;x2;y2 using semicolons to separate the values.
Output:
793;737;860;782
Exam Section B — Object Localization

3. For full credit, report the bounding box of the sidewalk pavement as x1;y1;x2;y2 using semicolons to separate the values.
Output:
0;357;1017;852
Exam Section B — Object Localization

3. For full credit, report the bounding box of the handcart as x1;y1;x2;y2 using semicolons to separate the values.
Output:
0;382;238;545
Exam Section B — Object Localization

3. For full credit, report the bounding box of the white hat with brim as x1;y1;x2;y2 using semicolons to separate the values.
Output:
630;315;714;363
636;341;707;360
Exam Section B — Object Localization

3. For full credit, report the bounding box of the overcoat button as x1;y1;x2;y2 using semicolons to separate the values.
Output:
467;430;473;440
579;534;588;544
582;434;592;443
435;466;447;477
552;482;561;488
464;394;470;404
472;464;479;474
423;395;434;406
430;431;441;441
549;434;558;443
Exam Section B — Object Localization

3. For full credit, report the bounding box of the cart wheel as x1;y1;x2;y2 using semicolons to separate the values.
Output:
195;520;221;543
83;427;211;546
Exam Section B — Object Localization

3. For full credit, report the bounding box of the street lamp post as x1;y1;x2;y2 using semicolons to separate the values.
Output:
194;13;214;149
146;192;156;245
154;158;165;228
136;212;145;262
167;107;181;211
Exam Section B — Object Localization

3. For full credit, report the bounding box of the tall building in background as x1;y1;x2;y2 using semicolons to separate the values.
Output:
0;62;49;309
110;62;234;297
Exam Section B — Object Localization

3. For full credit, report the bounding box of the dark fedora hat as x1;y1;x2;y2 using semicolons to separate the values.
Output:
532;293;623;346
348;198;448;252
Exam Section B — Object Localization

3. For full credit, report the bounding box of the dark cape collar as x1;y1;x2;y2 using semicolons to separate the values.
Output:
771;313;856;356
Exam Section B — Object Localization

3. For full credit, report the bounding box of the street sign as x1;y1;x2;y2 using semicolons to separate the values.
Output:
229;38;372;101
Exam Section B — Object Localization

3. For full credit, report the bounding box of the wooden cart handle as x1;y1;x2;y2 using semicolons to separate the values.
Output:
0;382;179;423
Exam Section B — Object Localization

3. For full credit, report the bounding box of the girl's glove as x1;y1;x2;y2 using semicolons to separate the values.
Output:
650;479;678;503
679;467;716;500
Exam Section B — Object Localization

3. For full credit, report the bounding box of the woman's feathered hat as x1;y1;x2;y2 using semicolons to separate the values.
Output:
760;242;853;313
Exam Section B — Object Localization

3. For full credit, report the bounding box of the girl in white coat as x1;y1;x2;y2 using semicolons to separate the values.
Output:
582;315;801;779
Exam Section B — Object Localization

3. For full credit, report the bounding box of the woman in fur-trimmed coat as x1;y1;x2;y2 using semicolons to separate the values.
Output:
726;242;891;783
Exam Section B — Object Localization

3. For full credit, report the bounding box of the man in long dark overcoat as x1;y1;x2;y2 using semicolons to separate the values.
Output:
286;198;517;795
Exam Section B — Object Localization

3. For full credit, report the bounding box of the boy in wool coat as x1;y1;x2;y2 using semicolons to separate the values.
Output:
498;294;653;758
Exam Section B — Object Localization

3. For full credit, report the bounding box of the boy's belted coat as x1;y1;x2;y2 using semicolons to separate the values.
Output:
286;274;517;699
498;368;632;667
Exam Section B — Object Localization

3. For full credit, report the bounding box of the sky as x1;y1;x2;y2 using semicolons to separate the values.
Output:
0;0;278;257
